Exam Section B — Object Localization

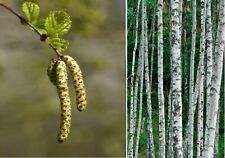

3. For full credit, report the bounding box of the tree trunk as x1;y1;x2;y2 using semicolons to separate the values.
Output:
197;0;206;156
141;117;146;135
146;0;156;157
186;0;196;155
224;41;225;158
167;88;173;158
134;0;146;157
214;108;220;158
203;0;225;156
167;1;173;157
157;0;165;157
170;0;183;157
128;0;141;157
197;63;204;158
204;0;213;153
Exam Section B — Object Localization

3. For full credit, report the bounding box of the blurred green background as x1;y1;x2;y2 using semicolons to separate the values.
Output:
0;0;125;156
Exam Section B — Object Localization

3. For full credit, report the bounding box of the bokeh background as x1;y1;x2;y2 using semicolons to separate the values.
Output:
0;0;125;156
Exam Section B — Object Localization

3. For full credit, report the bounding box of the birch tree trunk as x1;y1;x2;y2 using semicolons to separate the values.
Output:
134;0;146;157
146;120;150;158
157;0;165;156
204;0;213;152
197;0;206;157
141;117;146;135
203;0;225;156
168;2;174;156
146;0;156;156
133;43;142;158
197;65;204;158
186;0;196;155
197;84;204;158
186;55;202;158
179;0;182;46
206;0;213;99
167;88;173;157
214;108;220;158
170;0;183;157
128;0;141;157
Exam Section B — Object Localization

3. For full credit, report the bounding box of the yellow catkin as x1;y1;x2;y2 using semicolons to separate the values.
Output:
47;59;57;86
56;60;71;143
62;55;87;112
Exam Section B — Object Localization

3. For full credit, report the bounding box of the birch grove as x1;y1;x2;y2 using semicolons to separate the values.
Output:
127;0;225;157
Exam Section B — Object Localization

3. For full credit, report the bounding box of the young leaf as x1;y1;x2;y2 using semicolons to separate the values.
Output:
34;19;47;34
47;37;69;52
45;11;72;37
22;2;40;23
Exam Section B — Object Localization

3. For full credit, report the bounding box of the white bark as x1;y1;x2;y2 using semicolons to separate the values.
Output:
203;0;225;156
179;0;183;47
168;2;174;157
171;0;183;157
128;0;141;157
186;0;196;156
206;0;213;102
197;63;204;158
157;0;165;157
146;0;156;157
204;0;213;152
134;0;146;157
197;86;204;158
186;57;202;158
214;108;220;158
167;88;173;157
147;120;150;158
133;44;142;158
141;117;146;135
197;0;206;157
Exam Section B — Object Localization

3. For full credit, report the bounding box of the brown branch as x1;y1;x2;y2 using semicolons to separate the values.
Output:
0;3;62;58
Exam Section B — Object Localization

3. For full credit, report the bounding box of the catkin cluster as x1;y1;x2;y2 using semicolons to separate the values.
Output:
47;55;87;143
62;55;87;111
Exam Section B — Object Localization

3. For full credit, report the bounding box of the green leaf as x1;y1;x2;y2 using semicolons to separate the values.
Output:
47;37;69;52
34;19;47;34
45;11;72;37
22;2;40;23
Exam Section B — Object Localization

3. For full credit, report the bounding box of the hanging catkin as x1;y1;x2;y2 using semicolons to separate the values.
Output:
47;59;57;85
62;55;87;112
56;60;72;143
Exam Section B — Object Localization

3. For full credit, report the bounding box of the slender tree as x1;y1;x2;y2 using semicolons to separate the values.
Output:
214;108;220;158
197;0;206;157
170;0;183;157
203;0;225;156
197;71;204;158
134;41;143;158
157;0;165;156
167;88;173;157
186;0;196;155
206;0;213;104
140;117;146;135
168;1;174;156
134;0;146;157
146;0;156;156
128;0;141;157
204;0;213;153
